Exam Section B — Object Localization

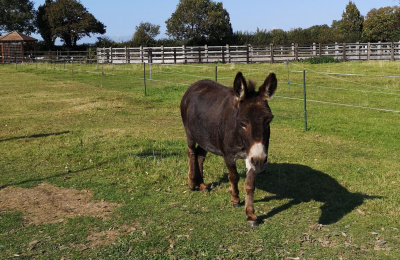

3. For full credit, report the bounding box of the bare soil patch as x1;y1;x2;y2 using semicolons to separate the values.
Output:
0;183;120;225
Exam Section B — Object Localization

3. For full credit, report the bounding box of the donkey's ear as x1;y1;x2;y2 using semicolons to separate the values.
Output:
259;73;277;100
233;72;247;101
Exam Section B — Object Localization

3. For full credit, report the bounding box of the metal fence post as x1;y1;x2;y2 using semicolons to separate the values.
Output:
303;70;308;132
143;62;147;96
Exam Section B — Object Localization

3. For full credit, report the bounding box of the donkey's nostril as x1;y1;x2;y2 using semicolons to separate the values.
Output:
263;157;268;164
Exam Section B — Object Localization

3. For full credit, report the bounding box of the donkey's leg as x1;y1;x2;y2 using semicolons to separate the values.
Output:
186;137;198;190
244;169;258;226
224;158;240;206
196;146;208;191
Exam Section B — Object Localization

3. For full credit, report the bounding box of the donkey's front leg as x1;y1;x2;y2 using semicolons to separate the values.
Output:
244;169;258;227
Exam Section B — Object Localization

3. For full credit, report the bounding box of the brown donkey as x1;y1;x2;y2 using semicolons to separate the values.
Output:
180;72;277;226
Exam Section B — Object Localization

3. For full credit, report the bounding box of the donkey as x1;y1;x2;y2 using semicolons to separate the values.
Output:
180;71;277;226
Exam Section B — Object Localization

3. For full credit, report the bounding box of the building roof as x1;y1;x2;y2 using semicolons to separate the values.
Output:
0;31;38;42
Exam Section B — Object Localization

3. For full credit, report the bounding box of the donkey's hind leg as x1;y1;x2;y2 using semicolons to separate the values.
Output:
196;146;208;191
187;144;208;191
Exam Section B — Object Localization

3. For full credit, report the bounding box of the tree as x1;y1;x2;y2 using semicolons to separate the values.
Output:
362;6;400;42
0;0;36;35
306;25;332;44
35;0;54;48
270;29;287;45
329;20;345;43
44;0;106;48
132;22;160;46
288;28;309;45
339;1;364;42
165;0;232;45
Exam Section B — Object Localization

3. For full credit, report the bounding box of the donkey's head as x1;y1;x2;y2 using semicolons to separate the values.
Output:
233;72;277;173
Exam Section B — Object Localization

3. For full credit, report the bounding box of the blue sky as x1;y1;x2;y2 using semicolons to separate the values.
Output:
32;0;399;44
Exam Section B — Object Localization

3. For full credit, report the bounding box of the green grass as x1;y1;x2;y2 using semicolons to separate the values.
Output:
1;61;399;259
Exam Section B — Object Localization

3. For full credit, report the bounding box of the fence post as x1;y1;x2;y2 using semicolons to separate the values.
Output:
367;42;371;61
183;45;187;64
318;43;322;57
148;49;152;80
226;44;230;63
303;70;308;132
101;64;103;88
140;46;144;63
343;43;347;61
270;44;274;63
246;44;250;63
378;41;382;57
173;48;177;64
205;44;208;63
143;62;147;96
125;47;129;64
222;46;225;63
335;42;339;59
198;46;202;63
313;42;316;56
391;42;395;61
295;43;298;61
161;45;164;64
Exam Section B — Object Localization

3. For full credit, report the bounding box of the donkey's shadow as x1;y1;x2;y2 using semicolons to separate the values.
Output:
235;163;379;225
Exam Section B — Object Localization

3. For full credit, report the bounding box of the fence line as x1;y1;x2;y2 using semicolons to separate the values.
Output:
276;96;400;114
10;62;399;115
96;42;400;64
2;42;400;64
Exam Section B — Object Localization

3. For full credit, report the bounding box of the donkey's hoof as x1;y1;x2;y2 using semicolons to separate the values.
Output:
232;201;241;208
247;220;259;227
188;185;196;191
199;183;209;192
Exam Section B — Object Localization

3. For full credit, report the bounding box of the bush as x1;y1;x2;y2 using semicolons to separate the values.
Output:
303;56;340;64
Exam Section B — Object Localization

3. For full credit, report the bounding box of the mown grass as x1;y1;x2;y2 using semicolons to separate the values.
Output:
0;61;399;259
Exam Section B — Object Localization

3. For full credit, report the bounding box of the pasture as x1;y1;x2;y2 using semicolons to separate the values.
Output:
0;61;399;259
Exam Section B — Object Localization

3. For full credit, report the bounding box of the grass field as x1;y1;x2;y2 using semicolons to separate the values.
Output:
0;61;399;259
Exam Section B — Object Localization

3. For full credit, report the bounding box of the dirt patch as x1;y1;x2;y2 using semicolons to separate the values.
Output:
0;183;120;226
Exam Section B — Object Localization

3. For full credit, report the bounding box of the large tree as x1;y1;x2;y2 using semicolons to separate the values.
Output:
0;0;36;35
42;0;106;48
362;6;400;42
165;0;232;45
35;0;54;48
132;22;160;47
339;1;364;42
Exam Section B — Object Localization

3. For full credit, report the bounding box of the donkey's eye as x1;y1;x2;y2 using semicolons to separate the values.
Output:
240;122;247;130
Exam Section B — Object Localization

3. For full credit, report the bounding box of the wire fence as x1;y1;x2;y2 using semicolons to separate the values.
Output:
6;61;400;133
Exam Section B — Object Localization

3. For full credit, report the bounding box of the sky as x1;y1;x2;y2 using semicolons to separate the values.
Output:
32;0;399;44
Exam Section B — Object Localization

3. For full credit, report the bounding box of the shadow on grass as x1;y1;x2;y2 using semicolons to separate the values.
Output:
0;131;71;143
254;163;381;225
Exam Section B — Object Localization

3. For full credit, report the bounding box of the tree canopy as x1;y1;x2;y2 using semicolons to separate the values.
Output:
165;0;232;45
0;0;36;35
35;0;54;48
36;0;106;48
131;22;160;47
338;1;364;42
362;6;400;42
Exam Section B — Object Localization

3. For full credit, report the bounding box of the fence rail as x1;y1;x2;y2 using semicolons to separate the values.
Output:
97;42;400;64
1;42;400;64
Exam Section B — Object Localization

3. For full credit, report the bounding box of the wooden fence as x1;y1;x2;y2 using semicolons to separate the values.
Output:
0;50;96;64
2;42;399;64
96;42;400;64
